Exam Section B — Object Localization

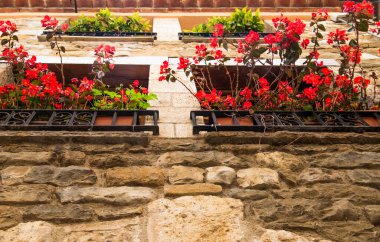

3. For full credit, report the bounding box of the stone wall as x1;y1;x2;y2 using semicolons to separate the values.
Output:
1;0;343;12
0;131;379;241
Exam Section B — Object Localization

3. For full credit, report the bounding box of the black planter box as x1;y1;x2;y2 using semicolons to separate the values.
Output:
190;110;380;134
38;31;157;42
0;110;159;135
178;32;271;42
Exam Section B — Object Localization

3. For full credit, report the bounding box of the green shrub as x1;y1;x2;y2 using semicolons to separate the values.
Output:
189;8;265;33
68;8;151;32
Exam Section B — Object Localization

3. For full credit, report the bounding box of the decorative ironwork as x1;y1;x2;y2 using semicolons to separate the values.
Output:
6;112;33;126
178;32;271;40
276;113;303;126
0;112;11;125
338;113;367;126
0;110;159;135
190;110;380;134
51;112;73;125
72;112;94;125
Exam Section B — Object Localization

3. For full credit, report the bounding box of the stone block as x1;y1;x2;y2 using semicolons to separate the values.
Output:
164;183;222;196
167;165;205;184
237;168;280;189
105;166;165;186
206;166;236;185
0;185;54;204
24;204;94;223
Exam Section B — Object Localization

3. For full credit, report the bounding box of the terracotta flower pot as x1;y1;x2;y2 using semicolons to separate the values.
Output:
362;116;380;127
277;0;291;7
216;116;254;126
95;116;113;126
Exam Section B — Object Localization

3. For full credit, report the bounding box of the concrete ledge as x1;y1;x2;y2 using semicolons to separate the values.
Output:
0;131;151;145
204;131;380;145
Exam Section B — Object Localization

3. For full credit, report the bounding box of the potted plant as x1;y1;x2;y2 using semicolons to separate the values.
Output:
38;9;157;42
0;17;158;133
160;1;380;133
179;8;273;42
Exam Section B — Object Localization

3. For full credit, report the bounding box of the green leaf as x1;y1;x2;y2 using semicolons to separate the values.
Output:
317;24;326;31
12;35;18;42
357;20;369;32
1;39;9;46
349;39;358;47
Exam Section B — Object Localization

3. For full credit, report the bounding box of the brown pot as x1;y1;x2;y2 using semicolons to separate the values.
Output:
216;116;254;126
95;116;113;126
362;116;380;127
115;116;133;126
277;0;291;7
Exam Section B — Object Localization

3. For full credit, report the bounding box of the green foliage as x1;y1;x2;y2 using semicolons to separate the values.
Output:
68;8;151;33
190;8;265;33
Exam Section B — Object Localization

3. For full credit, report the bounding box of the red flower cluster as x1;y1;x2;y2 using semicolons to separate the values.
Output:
213;24;224;37
159;61;169;81
327;29;348;45
312;9;329;21
41;15;59;28
95;44;116;58
0;21;17;34
343;0;374;16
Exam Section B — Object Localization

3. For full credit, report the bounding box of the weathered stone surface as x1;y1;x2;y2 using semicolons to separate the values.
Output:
0;152;55;166
206;166;236;185
298;168;343;185
259;229;310;242
1;166;31;185
157;151;241;167
346;169;380;188
237;168;280;189
167;166;204;184
2;166;97;187
364;205;380;226
95;206;143;220
59;217;142;242
0;185;53;204
225;188;269;201
24;204;94;223
147;196;244;242
164;183;223;196
57;186;156;205
87;154;153;168
61;151;86;166
0;206;22;229
322;199;360;221
0;221;55;242
105;166;164;186
313;151;380;169
254;152;305;172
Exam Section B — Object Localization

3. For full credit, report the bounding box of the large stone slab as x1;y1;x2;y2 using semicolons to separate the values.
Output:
164;183;222;196
24;204;94;223
0;206;22;229
147;196;244;242
0;221;55;242
167;166;205;184
57;186;156;205
0;185;54;204
237;168;280;189
364;205;380;226
312;151;380;169
157;151;241;167
206;166;236;185
105;166;164;186
59;217;142;242
1;166;97;187
346;169;380;188
0;152;55;166
298;168;343;185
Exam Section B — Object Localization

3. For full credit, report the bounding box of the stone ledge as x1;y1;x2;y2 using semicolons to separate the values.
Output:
204;131;380;145
0;131;150;146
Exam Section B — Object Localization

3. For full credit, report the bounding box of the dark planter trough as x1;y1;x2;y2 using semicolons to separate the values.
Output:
0;110;159;135
190;110;380;134
38;31;157;42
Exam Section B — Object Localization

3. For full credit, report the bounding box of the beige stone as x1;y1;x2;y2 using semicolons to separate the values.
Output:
258;229;311;242
364;205;380;226
0;184;53;204
237;168;280;189
298;168;343;185
95;206;143;220
147;196;244;242
57;186;156;205
167;165;204;184
1;166;31;185
0;152;55;166
206;166;236;185
61;151;86;166
0;221;55;242
164;183;222;196
0;206;22;229
105;166;165;186
254;151;306;172
59;217;142;242
346;169;380;188
322;199;360;221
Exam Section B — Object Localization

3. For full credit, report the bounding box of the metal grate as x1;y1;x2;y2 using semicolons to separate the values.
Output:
0;110;159;135
190;110;380;134
178;32;271;40
42;31;158;40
